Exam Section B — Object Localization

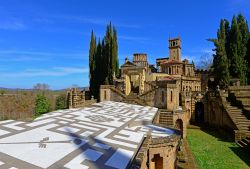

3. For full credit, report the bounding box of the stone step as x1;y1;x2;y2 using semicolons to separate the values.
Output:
236;123;250;127
236;119;250;123
238;140;248;147
230;113;243;116
235;93;250;98
231;116;244;119
242;138;250;144
160;117;172;120
246;137;250;142
237;141;245;148
230;114;243;117
237;126;250;130
228;109;242;112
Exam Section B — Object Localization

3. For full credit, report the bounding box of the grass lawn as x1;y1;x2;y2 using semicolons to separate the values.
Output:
187;128;250;169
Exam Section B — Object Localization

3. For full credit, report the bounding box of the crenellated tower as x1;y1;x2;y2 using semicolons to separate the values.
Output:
169;37;181;62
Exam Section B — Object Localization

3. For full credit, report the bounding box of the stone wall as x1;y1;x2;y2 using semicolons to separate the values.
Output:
100;85;125;102
204;91;237;131
67;88;96;108
131;135;180;169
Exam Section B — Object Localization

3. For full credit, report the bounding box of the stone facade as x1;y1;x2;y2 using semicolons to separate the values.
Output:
99;37;204;168
100;37;203;140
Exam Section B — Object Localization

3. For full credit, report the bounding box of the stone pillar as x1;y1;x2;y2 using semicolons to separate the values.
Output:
124;74;131;95
139;69;145;94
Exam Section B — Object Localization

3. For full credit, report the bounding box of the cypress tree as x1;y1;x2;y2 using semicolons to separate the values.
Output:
93;39;102;98
229;15;247;85
224;19;231;64
88;23;119;98
247;38;250;84
89;31;96;96
113;28;119;77
237;14;249;84
210;20;230;88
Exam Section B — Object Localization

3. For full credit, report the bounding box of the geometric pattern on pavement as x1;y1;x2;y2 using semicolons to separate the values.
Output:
0;101;176;169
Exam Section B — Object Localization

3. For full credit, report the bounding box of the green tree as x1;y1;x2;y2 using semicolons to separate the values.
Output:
229;15;248;85
210;19;230;88
35;94;50;116
88;22;119;99
55;94;67;110
247;38;250;84
237;14;249;84
113;28;119;77
89;30;96;96
0;90;6;96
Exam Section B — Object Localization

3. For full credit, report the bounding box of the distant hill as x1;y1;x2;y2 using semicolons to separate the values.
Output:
0;86;89;91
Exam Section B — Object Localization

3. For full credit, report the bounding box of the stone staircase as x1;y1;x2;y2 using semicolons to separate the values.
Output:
226;105;250;131
158;110;173;127
229;86;250;118
122;92;148;106
227;86;250;151
237;136;250;151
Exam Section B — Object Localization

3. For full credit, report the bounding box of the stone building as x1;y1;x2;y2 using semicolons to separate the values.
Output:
100;37;203;140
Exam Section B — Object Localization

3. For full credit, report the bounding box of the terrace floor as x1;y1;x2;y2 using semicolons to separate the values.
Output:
0;101;176;169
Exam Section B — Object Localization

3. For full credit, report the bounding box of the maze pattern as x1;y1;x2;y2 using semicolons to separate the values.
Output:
0;101;175;169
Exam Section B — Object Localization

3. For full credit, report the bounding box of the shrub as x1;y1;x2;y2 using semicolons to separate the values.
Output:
55;94;67;110
35;94;50;116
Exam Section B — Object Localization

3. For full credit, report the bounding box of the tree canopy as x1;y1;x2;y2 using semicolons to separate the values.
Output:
210;14;250;88
88;23;119;99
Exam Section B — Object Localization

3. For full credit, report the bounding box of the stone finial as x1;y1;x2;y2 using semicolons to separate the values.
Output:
206;86;208;92
125;57;129;63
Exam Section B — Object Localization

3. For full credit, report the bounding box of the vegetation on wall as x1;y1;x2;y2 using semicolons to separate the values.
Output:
89;22;119;99
209;14;250;88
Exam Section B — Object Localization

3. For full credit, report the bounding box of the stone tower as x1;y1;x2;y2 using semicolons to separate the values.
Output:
133;53;149;67
169;37;181;62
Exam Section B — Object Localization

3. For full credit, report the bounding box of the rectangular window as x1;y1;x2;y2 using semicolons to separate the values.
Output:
104;90;107;100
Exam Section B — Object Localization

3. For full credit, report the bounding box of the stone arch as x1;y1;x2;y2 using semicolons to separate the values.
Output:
175;119;183;138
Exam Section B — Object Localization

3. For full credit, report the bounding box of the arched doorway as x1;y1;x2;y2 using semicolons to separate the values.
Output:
151;154;163;169
175;119;183;138
195;102;204;123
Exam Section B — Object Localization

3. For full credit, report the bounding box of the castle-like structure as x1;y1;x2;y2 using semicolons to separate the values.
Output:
67;37;250;168
100;37;202;133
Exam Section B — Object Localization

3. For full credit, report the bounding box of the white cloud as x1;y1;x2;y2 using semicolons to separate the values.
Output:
119;35;148;41
42;14;141;29
0;20;27;30
0;50;88;61
0;67;89;78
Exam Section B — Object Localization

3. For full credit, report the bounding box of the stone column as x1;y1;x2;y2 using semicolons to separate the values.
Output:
139;69;145;94
124;74;131;95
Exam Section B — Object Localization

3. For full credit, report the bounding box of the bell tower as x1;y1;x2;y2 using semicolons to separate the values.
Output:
169;37;181;62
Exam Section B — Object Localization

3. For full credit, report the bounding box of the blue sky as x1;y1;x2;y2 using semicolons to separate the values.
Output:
0;0;249;89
